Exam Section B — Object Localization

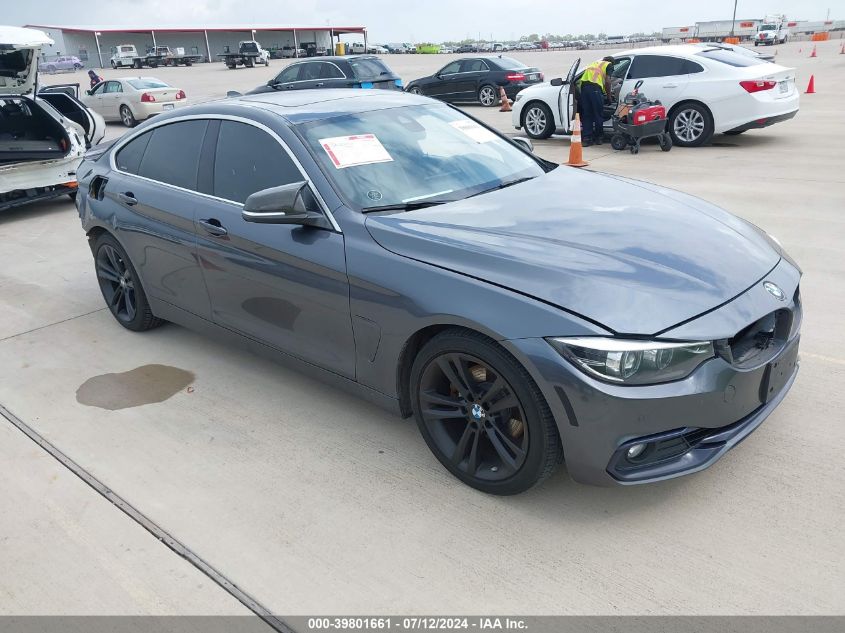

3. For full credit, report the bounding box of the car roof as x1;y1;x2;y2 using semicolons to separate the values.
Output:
288;55;374;63
616;45;705;58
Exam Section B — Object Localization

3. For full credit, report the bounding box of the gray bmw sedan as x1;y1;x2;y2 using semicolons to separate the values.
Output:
75;90;800;495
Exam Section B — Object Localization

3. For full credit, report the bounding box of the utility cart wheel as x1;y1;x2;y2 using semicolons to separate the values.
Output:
630;143;639;155
610;134;627;151
659;133;673;152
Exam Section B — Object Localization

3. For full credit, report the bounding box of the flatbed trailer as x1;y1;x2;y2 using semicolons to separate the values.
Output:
217;41;270;69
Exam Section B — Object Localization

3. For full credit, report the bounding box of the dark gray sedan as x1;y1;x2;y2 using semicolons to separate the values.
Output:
75;90;801;494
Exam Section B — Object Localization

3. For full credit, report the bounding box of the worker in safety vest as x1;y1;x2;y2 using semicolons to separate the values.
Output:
577;56;614;146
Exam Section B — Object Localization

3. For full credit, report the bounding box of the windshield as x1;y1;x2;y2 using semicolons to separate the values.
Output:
697;49;765;66
297;104;546;210
760;25;777;31
348;57;393;80
127;78;169;89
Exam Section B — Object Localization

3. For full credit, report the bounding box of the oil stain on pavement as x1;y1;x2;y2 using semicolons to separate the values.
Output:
76;365;195;410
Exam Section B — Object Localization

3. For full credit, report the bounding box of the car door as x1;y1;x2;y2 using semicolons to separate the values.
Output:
620;54;691;111
319;61;350;88
271;63;304;90
84;81;108;119
428;61;463;100
458;59;489;100
294;61;323;89
106;120;213;318
559;58;580;132
193;119;355;378
102;80;124;119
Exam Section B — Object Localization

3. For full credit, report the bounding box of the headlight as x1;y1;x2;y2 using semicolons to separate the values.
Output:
547;337;714;385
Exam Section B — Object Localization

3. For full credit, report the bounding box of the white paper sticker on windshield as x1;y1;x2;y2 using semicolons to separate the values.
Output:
450;120;497;143
319;134;393;169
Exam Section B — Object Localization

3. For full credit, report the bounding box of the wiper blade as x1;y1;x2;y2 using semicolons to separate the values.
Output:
362;200;451;213
468;176;536;198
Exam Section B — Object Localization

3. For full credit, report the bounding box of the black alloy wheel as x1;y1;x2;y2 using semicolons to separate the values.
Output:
411;329;562;494
94;234;162;332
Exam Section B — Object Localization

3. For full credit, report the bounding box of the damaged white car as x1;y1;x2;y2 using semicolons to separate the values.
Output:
1;26;105;211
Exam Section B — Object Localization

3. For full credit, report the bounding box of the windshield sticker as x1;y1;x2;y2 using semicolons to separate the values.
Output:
450;120;497;143
319;134;394;169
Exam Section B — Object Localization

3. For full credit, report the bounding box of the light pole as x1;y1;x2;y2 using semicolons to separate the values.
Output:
730;0;738;37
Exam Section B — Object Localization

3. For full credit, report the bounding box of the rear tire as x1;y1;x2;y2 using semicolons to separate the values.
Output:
120;105;137;128
410;328;562;495
47;64;56;73
668;102;713;147
93;233;163;332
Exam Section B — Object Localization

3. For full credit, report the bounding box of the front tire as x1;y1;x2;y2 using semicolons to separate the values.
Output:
669;102;713;147
478;84;498;107
410;328;562;495
521;102;554;139
408;86;422;95
94;234;163;332
120;105;137;128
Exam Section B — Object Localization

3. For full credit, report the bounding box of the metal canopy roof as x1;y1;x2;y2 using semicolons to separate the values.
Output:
24;24;366;34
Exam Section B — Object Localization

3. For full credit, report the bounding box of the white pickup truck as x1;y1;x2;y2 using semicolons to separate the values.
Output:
755;17;790;46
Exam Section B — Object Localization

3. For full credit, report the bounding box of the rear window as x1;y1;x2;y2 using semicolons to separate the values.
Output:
348;57;392;80
491;57;528;70
241;42;259;53
127;79;169;89
0;49;31;75
119;46;134;53
697;49;765;67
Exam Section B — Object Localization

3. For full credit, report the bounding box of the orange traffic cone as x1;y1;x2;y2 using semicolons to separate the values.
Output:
810;45;817;58
805;75;816;94
498;87;512;112
566;113;589;168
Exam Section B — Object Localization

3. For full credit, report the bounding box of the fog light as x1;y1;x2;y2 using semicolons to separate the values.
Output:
627;443;646;459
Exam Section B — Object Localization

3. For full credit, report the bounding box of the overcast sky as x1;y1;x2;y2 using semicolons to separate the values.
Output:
11;0;838;41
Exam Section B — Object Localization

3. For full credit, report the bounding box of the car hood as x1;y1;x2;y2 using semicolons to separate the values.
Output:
365;168;781;335
0;26;53;96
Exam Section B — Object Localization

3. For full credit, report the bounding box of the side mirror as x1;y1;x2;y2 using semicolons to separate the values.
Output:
550;77;564;87
242;182;330;229
511;137;534;153
86;90;92;95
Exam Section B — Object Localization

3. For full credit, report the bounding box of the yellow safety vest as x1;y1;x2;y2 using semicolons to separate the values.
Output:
578;60;610;93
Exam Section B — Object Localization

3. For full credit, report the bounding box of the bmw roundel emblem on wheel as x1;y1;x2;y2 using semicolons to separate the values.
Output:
76;88;801;494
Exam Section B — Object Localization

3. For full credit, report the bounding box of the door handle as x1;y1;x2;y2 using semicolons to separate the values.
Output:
315;82;324;87
663;83;678;88
198;218;228;237
118;191;137;205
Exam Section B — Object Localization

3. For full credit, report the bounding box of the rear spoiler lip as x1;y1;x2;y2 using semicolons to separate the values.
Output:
83;139;116;162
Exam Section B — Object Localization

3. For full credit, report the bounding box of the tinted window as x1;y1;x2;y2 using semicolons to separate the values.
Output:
115;132;152;174
682;59;704;73
491;57;528;70
300;63;322;80
348;57;392;80
320;63;345;79
105;81;123;93
439;61;461;75
610;57;631;79
628;55;689;78
213;121;302;203
461;59;488;72
696;49;765;67
275;64;302;83
137;120;208;190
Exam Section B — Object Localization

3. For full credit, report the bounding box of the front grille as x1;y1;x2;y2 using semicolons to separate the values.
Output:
716;285;801;369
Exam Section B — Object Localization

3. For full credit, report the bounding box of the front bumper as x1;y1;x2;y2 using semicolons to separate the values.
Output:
502;262;802;487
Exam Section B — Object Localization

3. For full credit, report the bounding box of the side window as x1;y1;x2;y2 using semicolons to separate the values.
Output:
300;63;322;81
90;82;106;95
137;120;208;190
275;64;302;83
115;132;152;175
628;55;688;79
213;121;303;204
105;81;123;93
320;63;344;79
439;61;461;75
461;59;487;72
682;59;704;74
610;57;631;79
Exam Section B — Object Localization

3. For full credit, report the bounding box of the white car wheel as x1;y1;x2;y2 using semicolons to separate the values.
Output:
478;85;498;107
669;104;713;147
523;103;553;139
120;105;137;128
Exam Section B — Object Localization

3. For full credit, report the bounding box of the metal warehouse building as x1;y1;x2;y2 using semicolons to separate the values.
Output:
24;24;368;68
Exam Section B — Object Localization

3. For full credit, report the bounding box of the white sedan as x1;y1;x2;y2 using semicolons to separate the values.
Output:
511;45;799;146
82;77;188;127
